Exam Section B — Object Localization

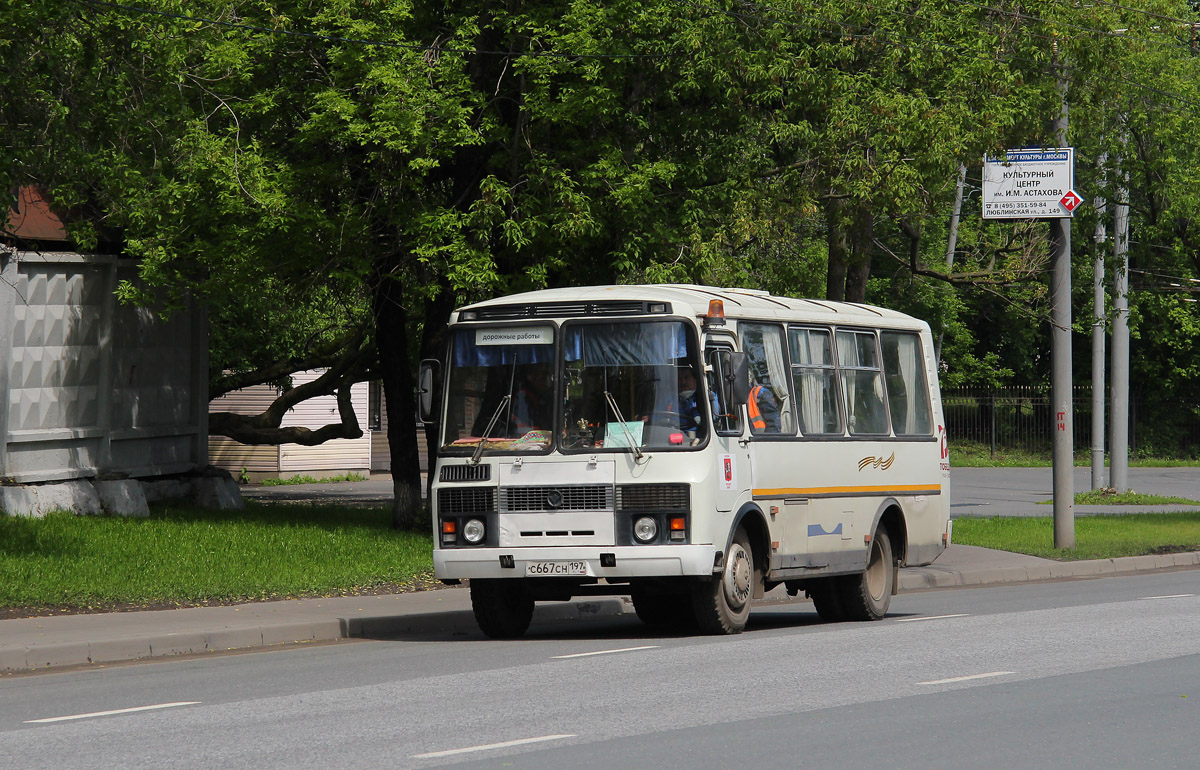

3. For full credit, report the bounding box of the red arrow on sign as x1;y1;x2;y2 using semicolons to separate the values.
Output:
1060;190;1083;212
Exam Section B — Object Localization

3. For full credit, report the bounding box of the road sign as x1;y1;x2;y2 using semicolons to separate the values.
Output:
982;148;1077;219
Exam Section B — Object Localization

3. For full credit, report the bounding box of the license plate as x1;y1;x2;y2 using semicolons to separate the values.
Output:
525;560;588;577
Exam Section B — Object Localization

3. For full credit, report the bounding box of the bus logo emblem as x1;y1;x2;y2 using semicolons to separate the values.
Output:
858;453;895;472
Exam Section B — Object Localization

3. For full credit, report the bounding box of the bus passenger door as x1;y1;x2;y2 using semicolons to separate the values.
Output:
706;345;750;516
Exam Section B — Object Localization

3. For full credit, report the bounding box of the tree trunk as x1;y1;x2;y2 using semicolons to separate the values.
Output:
844;205;874;303
373;255;424;530
825;197;849;301
419;278;456;502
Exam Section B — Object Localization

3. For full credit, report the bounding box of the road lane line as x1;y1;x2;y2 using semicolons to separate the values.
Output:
25;702;201;724
412;734;576;759
896;614;970;623
1141;594;1194;600
552;645;659;659
918;672;1015;686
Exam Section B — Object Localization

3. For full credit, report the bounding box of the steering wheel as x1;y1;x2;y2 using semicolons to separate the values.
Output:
641;410;686;428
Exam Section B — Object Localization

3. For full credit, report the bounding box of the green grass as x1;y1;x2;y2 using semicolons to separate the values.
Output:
953;512;1200;560
0;502;434;613
259;472;368;487
949;441;1200;468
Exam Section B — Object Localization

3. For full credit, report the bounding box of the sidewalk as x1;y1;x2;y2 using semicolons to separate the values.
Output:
4;544;1199;674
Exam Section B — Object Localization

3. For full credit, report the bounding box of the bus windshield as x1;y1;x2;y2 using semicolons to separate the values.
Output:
441;320;708;454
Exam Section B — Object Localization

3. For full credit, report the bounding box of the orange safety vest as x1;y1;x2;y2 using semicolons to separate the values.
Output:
747;385;766;430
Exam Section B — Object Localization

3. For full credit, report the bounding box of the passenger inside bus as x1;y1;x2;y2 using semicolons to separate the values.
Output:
747;377;781;434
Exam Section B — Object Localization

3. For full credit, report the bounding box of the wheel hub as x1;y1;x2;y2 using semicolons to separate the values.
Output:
724;545;752;608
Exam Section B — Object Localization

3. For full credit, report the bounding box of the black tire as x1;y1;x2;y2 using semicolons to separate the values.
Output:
470;579;535;639
806;578;845;622
836;527;895;621
691;527;756;635
631;591;696;630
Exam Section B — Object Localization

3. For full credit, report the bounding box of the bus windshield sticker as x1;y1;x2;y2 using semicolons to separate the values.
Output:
475;326;554;346
603;421;644;448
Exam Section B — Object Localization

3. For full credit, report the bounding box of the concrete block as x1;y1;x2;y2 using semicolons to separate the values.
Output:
25;641;91;669
141;478;192;503
260;619;345;646
205;627;265;652
94;479;149;518
193;476;244;510
0;486;41;517
36;480;101;516
0;646;29;672
148;632;208;657
89;638;153;664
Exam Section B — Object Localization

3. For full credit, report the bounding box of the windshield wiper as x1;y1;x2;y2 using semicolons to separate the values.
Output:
603;391;644;460
472;394;512;465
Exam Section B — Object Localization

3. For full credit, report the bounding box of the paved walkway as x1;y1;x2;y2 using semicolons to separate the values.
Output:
4;466;1198;674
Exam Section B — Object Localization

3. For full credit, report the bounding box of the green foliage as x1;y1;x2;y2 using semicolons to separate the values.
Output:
4;0;1200;462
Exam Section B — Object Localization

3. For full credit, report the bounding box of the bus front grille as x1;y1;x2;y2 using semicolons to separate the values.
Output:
438;487;496;514
616;483;690;512
501;485;613;512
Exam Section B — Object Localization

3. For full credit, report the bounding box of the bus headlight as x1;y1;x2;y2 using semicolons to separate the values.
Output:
463;518;486;544
633;516;658;543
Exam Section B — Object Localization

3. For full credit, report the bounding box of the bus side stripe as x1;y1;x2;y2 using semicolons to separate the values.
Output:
753;484;942;498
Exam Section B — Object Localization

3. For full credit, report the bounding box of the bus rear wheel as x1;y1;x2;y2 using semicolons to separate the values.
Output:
470;579;534;639
691;527;755;635
836;527;894;621
806;578;845;622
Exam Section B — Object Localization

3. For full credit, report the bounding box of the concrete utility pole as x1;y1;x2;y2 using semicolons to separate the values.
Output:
1050;56;1074;549
1091;155;1107;490
1111;163;1131;492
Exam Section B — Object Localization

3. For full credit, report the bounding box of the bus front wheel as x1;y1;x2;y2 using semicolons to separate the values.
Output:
692;527;755;634
470;579;534;639
837;527;894;621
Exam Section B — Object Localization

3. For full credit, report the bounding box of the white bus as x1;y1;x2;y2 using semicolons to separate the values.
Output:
419;285;952;637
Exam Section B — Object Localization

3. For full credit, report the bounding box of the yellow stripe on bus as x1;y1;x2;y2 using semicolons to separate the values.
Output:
753;484;942;497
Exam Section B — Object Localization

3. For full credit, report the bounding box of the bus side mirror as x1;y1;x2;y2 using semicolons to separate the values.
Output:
728;352;751;405
417;359;439;424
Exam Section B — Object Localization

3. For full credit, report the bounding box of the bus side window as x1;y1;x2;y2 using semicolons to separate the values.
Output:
706;348;743;435
836;330;889;435
738;323;793;435
788;327;842;435
881;331;934;436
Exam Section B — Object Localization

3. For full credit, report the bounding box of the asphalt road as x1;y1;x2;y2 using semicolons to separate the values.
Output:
3;571;1198;770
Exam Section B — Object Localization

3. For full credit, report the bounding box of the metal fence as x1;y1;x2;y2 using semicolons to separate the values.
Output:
941;386;1200;459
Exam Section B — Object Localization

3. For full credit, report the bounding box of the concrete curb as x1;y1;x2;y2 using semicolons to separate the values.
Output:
0;599;628;674
897;550;1200;591
4;553;1200;674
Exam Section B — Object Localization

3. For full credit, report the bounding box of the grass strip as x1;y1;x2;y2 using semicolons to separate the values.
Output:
953;512;1200;560
949;441;1200;468
258;473;368;487
0;502;434;613
1033;491;1200;506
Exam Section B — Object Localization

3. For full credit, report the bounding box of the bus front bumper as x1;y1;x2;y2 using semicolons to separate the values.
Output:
434;545;720;581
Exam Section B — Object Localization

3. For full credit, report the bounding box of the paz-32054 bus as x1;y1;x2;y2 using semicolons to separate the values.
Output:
418;285;952;637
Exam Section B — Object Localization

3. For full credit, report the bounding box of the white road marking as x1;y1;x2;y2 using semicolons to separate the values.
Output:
25;701;201;724
1141;594;1194;600
918;672;1015;686
896;614;970;623
412;734;576;759
552;645;659;659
